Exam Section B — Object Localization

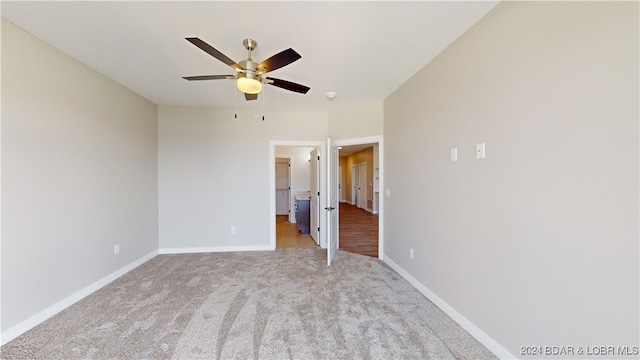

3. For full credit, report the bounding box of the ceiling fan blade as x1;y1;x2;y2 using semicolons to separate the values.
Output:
266;77;310;94
186;37;241;70
245;93;258;101
256;48;301;74
182;75;235;81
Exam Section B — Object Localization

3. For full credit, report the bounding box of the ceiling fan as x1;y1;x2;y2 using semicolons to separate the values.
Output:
182;37;310;101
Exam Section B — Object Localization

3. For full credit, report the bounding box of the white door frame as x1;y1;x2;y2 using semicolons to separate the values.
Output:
338;166;343;203
309;148;320;244
269;140;327;250
334;136;384;260
326;138;339;265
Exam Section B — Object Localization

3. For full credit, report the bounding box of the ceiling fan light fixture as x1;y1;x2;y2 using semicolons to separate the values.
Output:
237;74;263;94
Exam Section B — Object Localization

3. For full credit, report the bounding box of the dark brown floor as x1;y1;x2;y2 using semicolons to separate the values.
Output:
339;202;379;257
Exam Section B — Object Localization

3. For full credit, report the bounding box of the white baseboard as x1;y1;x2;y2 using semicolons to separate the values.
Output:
382;255;516;360
159;244;274;254
1;250;158;346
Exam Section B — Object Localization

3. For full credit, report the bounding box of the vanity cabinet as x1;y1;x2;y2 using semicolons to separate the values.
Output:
295;198;310;234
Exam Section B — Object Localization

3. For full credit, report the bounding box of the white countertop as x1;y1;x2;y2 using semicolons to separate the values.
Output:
295;192;312;200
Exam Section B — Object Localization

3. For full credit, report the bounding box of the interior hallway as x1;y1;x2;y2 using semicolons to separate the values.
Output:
338;203;379;257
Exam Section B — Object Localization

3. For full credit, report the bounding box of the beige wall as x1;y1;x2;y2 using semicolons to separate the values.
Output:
158;106;328;250
1;20;158;334
384;1;638;356
328;102;383;140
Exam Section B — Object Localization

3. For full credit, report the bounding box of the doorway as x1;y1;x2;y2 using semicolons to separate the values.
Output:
269;137;382;260
335;136;383;259
270;141;327;251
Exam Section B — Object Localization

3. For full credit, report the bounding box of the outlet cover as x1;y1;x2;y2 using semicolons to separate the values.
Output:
476;143;486;159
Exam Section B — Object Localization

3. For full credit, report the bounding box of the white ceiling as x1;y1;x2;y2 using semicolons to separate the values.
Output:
1;1;499;112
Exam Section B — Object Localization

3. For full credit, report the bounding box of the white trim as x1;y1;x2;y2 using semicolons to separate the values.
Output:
0;250;158;346
159;245;273;254
335;135;382;146
382;255;516;360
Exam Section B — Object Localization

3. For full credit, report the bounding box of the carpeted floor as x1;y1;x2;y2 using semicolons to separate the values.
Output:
1;249;496;359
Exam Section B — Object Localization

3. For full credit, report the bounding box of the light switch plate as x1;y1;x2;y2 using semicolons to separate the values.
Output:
476;143;486;159
450;148;458;162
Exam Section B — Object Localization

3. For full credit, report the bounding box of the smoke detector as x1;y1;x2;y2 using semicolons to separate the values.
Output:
325;92;337;100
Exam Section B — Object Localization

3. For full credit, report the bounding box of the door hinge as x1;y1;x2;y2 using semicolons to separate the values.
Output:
317;155;320;160
317;191;320;196
318;227;320;232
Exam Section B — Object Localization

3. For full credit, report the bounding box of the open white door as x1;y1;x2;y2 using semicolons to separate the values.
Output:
310;149;319;244
326;138;339;265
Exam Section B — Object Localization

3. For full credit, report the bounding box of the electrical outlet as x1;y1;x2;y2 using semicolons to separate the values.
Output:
114;244;120;255
230;227;236;235
476;143;486;159
409;248;414;259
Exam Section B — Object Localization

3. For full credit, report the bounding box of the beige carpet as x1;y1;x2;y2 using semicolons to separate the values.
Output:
1;249;496;359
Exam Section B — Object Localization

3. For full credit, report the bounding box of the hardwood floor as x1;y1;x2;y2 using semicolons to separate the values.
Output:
276;215;318;249
339;202;379;257
275;204;379;258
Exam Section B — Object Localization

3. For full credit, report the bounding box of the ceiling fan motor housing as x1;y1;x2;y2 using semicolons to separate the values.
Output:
239;60;259;79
